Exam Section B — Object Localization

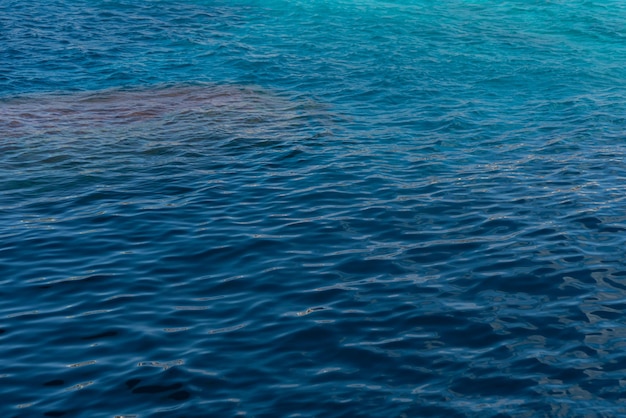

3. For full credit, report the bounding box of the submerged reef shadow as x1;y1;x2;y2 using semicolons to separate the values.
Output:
0;83;335;140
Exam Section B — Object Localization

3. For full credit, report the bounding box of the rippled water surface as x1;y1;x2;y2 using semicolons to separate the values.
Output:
2;0;626;416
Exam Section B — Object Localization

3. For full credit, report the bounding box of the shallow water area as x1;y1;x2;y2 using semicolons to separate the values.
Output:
2;0;626;417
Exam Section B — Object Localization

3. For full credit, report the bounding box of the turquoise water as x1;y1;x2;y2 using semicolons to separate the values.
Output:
2;1;626;416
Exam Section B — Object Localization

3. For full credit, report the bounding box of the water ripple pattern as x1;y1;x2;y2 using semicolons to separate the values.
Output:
2;0;626;417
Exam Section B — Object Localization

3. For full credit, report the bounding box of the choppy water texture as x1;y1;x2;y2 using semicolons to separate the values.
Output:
2;0;626;416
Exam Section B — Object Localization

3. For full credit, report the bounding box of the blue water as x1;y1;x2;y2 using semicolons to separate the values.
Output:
2;0;626;416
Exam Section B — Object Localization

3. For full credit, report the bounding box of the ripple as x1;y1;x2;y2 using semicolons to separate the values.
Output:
2;0;626;417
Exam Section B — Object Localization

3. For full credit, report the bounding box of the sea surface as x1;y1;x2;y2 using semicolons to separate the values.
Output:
2;0;626;416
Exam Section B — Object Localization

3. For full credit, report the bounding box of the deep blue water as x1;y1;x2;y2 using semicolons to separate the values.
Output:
2;0;626;416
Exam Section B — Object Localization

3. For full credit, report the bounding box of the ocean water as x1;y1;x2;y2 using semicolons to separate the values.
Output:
2;0;626;416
